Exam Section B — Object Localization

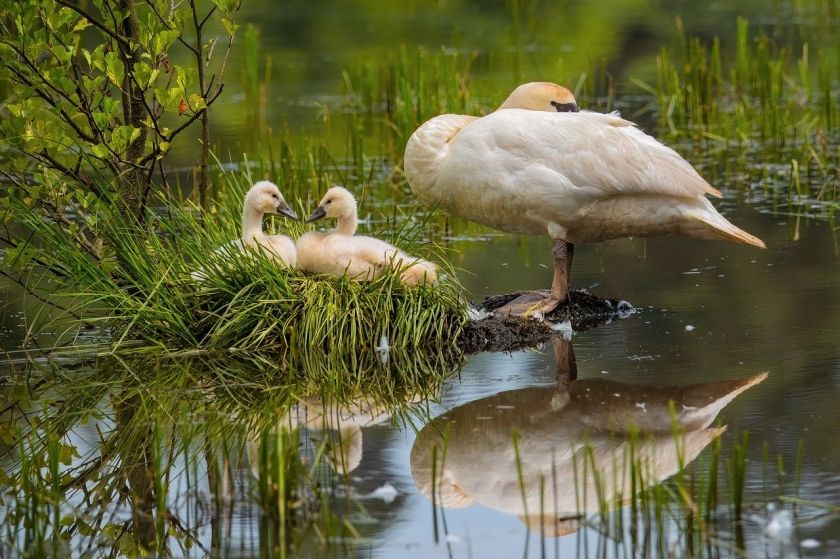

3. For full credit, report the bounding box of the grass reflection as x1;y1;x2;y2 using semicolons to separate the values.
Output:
0;346;460;556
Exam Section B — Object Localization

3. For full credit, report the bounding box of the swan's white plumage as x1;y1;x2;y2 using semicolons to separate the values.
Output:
241;180;298;267
297;186;437;285
404;83;764;248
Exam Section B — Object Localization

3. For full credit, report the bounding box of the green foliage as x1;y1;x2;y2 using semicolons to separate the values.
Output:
0;0;241;229
343;46;481;156
8;161;465;352
651;17;838;205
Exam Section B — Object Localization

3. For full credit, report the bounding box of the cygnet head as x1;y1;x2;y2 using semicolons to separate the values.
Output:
498;82;579;113
244;181;298;220
305;186;356;223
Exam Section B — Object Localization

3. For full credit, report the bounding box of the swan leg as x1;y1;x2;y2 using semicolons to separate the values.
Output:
495;240;574;317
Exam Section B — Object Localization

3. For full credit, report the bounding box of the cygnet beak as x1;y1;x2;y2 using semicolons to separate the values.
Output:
305;205;327;223
276;201;298;220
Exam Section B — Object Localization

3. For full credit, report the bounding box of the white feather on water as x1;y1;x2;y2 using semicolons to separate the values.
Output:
764;506;793;543
467;307;493;321
550;320;573;340
366;482;398;504
375;335;390;365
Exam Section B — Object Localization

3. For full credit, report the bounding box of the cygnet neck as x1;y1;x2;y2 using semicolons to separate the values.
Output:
242;204;266;241
334;210;358;236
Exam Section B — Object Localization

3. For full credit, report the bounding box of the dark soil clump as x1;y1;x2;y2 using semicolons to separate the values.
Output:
458;290;634;354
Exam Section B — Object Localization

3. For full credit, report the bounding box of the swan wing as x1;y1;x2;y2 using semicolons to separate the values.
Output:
450;109;721;201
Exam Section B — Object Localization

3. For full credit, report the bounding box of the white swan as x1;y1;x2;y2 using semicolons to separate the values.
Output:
296;186;437;285
404;82;766;315
240;181;298;267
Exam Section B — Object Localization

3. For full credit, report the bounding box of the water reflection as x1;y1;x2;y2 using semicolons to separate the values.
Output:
247;395;401;477
411;339;766;536
0;347;459;557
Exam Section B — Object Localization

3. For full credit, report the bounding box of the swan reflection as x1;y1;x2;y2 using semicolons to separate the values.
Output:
411;339;766;536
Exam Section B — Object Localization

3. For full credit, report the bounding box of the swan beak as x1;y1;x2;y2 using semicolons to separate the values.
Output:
305;205;326;223
276;201;298;220
551;101;580;113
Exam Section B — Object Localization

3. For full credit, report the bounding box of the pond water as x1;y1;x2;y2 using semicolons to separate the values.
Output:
1;0;839;557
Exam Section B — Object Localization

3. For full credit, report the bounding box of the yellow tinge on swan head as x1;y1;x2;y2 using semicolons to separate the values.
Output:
306;185;357;223
498;82;579;113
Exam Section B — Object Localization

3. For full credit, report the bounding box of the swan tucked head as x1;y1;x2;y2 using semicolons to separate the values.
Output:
305;186;357;223
244;181;298;220
497;82;579;113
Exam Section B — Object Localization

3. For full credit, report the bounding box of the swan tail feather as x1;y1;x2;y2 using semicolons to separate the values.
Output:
687;213;766;249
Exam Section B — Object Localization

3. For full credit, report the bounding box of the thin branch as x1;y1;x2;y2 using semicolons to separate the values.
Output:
127;71;166;139
36;149;109;201
143;0;199;54
2;45;98;143
0;268;85;321
38;198;102;261
198;6;217;28
209;4;241;98
53;0;131;50
136;84;223;166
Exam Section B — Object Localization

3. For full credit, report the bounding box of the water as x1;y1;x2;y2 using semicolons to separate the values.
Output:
2;201;837;556
1;0;839;557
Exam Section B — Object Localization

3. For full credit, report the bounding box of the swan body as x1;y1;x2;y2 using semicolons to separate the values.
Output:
404;82;765;314
297;186;437;285
240;181;298;267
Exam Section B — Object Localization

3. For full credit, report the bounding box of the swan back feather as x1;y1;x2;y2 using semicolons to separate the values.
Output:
403;82;766;248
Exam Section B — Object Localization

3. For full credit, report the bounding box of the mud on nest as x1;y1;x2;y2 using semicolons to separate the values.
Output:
457;290;634;354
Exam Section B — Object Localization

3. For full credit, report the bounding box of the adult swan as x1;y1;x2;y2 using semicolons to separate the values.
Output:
404;82;765;316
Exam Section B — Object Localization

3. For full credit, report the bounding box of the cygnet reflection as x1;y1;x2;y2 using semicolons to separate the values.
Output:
248;396;394;476
411;339;766;536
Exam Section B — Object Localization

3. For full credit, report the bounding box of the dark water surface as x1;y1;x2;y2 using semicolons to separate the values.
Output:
2;196;837;557
2;0;839;557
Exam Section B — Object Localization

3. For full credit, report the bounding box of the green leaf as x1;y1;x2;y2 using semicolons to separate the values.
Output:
188;93;207;111
104;51;124;87
152;30;180;56
58;443;80;466
154;87;181;111
91;143;110;159
72;18;91;32
109;125;141;154
221;18;239;37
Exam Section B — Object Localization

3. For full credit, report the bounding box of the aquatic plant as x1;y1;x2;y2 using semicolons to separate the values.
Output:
337;14;838;220
651;17;838;205
5;158;463;353
0;346;458;556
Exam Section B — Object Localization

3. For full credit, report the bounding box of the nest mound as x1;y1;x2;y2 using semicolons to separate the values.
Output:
458;290;635;354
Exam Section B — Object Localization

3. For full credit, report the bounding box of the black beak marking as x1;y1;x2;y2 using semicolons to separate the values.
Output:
305;205;327;224
551;101;579;113
276;202;298;221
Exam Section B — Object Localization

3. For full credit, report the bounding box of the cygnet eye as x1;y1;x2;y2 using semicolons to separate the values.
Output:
271;193;278;199
325;199;332;205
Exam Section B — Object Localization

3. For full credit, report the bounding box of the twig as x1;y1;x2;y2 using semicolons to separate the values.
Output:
0;268;85;321
54;0;131;50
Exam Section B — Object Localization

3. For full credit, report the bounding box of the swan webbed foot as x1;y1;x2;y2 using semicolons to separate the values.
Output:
494;240;573;318
494;289;565;318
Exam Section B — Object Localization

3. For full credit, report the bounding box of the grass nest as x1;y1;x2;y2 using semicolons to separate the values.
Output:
11;168;466;353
